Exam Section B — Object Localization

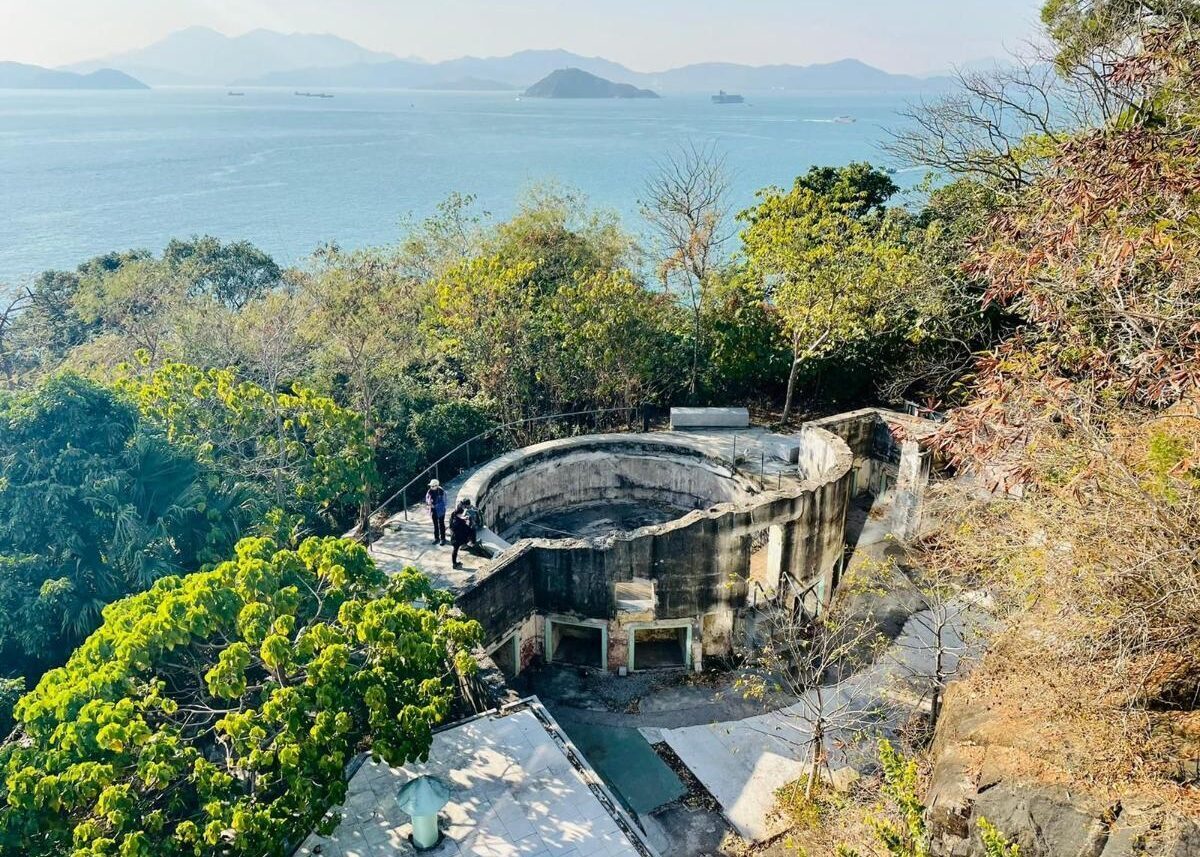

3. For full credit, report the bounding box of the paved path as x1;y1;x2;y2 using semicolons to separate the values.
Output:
368;466;493;592
659;606;975;842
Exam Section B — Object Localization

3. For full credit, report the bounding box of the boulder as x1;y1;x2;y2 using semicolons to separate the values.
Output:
927;687;1200;857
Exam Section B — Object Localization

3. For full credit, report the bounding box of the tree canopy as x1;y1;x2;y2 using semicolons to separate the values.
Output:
115;359;378;535
0;375;250;681
740;164;919;421
0;536;481;857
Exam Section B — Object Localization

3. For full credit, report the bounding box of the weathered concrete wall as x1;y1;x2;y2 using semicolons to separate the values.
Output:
810;408;939;507
462;435;759;534
892;440;933;540
455;552;538;644
454;427;854;653
809;409;880;496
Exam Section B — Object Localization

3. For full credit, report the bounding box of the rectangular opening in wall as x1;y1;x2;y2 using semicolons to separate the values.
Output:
490;634;519;677
549;621;603;668
632;626;688;670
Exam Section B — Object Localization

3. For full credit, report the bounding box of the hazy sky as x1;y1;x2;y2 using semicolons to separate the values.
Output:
3;0;1045;74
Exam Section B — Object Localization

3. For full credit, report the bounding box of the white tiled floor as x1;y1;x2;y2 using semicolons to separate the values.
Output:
295;706;649;857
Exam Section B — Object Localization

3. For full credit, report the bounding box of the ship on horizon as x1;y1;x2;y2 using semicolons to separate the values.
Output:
711;90;745;104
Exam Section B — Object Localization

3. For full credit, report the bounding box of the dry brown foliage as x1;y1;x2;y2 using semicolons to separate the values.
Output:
917;22;1200;808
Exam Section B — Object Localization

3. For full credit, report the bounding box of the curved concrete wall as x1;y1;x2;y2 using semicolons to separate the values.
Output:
456;427;854;663
462;435;761;534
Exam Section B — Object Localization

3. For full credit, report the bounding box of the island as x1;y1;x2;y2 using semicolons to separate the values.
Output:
523;67;659;99
0;62;148;90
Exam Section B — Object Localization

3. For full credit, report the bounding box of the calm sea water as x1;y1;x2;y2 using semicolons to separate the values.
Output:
0;87;925;285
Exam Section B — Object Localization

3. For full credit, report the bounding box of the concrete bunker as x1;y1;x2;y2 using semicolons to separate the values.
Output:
454;428;859;674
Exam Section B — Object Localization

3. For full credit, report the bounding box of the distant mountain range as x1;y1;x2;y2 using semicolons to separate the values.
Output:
0;61;147;90
59;27;955;93
524;69;659;99
62;25;399;86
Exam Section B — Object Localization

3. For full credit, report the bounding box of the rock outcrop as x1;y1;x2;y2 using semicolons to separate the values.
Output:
927;685;1200;856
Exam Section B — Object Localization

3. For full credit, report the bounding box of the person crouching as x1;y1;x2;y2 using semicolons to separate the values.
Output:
450;500;473;569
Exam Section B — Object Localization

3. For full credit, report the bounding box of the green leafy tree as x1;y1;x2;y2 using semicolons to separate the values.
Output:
116;359;378;533
71;258;188;367
0;536;482;857
163;236;282;311
301;247;431;526
430;189;683;421
542;268;684;410
4;251;148;380
741;164;917;423
699;268;791;403
430;254;538;423
0;375;250;680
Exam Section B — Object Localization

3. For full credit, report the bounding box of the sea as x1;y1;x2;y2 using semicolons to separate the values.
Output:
0;87;928;287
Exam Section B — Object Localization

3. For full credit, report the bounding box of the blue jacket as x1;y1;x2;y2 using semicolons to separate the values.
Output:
426;487;447;515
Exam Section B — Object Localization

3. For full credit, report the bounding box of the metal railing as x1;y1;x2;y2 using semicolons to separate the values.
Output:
358;405;650;545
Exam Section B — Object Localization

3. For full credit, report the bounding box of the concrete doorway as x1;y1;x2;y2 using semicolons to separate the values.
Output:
546;618;606;669
490;633;520;677
630;622;692;671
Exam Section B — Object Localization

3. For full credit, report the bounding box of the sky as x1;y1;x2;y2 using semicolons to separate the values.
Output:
1;0;1045;74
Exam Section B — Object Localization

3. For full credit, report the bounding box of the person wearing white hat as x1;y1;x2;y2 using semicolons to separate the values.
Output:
425;479;447;545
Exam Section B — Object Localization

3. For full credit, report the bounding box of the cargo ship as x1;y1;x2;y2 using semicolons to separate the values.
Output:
711;91;745;104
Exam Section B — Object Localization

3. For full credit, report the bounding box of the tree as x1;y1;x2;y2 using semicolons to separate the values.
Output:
876;178;1010;406
544;268;685;410
914;3;1200;800
736;603;887;801
0;290;29;389
430;254;538;423
396;192;488;283
641;142;732;398
699;268;791;403
881;559;974;729
0;678;22;738
741;165;917;424
116;360;378;534
71;258;188;367
792;162;898;217
301;248;429;528
0;375;251;682
1041;0;1200;79
428;188;674;422
887;59;1086;197
0;536;482;857
163;236;282;310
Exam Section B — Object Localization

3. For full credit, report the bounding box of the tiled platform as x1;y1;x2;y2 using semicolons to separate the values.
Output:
294;702;656;857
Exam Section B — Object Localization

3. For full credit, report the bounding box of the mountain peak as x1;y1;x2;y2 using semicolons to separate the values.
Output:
524;67;659;99
64;26;398;85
